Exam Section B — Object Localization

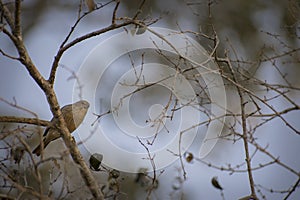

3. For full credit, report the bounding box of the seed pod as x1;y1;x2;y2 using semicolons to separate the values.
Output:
184;152;194;163
89;153;103;171
211;176;223;190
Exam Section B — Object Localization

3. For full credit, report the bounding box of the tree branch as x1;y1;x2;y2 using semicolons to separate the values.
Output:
0;116;50;127
13;0;21;37
48;20;133;85
0;1;14;30
0;2;104;198
226;56;257;199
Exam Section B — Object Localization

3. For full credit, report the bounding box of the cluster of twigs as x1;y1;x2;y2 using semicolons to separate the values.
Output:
0;0;149;199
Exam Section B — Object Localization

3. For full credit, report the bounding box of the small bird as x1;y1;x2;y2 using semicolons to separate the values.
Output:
33;100;90;156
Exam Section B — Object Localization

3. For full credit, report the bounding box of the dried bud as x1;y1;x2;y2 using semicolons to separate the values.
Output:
211;176;223;190
89;153;103;171
184;152;194;163
110;169;120;179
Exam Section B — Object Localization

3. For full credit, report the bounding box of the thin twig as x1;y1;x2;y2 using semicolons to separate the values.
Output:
111;0;120;24
226;52;257;199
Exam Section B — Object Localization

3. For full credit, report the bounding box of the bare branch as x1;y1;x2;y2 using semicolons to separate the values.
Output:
112;0;120;24
0;48;19;60
0;1;14;30
0;116;50;127
48;20;133;85
226;50;257;199
13;0;21;37
133;0;147;19
283;178;300;200
0;6;104;200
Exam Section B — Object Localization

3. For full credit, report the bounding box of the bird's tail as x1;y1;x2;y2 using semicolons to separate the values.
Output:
32;139;50;156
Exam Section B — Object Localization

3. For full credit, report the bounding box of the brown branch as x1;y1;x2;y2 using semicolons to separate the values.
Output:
2;27;18;44
59;0;114;52
194;150;277;174
0;173;50;199
0;97;39;115
0;1;14;30
4;25;50;93
283;178;300;200
250;140;299;176
0;48;19;60
39;83;104;199
132;0;146;19
137;136;158;198
0;6;143;199
0;116;50;127
178;132;187;180
259;48;300;62
226;56;257;198
13;0;21;37
1;4;104;199
111;0;120;24
217;57;300;135
48;20;133;85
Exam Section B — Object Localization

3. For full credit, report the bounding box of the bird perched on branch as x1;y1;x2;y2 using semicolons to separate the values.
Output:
33;100;90;156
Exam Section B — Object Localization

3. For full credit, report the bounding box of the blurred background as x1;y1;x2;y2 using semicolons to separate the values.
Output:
0;0;300;199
